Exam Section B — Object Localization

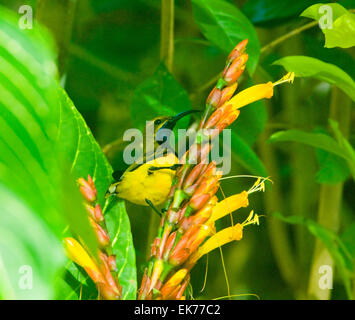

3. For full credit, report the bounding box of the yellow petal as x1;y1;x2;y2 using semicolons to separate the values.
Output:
196;224;243;259
163;269;188;290
63;237;104;283
224;82;273;110
210;191;249;222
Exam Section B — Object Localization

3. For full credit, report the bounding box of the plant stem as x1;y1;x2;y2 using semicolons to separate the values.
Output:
160;0;175;72
260;21;318;54
307;87;352;300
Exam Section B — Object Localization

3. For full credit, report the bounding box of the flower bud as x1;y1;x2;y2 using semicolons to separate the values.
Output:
206;87;222;108
226;39;248;65
183;163;207;189
218;82;238;107
94;204;104;222
108;255;118;272
78;177;97;202
90;217;111;248
222;54;248;85
163;232;177;260
161;269;188;298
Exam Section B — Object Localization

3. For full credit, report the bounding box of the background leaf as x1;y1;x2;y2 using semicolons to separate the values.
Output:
274;56;355;102
191;0;260;74
315;148;350;184
130;63;192;129
104;197;137;300
301;3;355;48
269;129;347;159
301;2;349;21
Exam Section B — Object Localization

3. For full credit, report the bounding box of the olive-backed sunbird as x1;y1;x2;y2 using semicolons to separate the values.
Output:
106;110;197;207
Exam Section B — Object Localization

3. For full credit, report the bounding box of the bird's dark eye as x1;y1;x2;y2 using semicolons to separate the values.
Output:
154;119;162;126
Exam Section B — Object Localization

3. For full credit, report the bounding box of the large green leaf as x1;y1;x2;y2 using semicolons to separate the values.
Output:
0;6;75;299
0;186;65;299
301;3;355;48
0;6;136;299
130;63;191;129
274;212;354;298
191;0;260;74
104;197;137;300
274;56;355;102
57;89;113;207
56;81;137;300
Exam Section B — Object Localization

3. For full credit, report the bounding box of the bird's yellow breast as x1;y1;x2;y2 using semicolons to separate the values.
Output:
115;153;178;206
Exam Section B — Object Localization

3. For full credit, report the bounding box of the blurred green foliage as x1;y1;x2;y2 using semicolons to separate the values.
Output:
0;0;354;300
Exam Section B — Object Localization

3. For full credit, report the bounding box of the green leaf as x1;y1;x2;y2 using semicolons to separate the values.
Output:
313;127;350;184
301;3;348;21
0;6;68;299
230;132;267;176
0;185;65;299
192;0;260;74
301;3;355;48
269;129;348;159
57;88;113;207
274;56;355;102
57;86;137;300
273;212;354;298
243;0;320;25
130;63;191;129
104;197;137;300
323;13;355;48
55;262;98;300
315;148;350;184
329;120;355;180
0;6;137;299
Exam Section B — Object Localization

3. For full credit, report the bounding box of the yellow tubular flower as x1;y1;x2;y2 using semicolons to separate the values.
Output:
193;224;243;262
161;269;189;297
209;191;249;222
64;237;105;284
226;82;274;110
222;72;295;111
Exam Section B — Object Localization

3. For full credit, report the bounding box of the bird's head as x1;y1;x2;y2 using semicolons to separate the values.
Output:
151;110;199;145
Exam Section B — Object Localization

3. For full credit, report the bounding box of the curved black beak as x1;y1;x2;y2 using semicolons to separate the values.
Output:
161;110;200;131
